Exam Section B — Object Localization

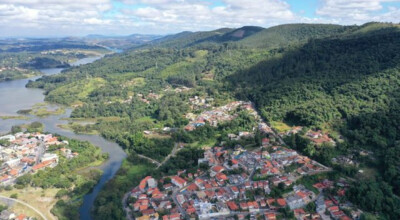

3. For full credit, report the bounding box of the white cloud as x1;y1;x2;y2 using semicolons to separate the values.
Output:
122;0;296;31
0;0;114;36
0;0;398;37
317;0;400;23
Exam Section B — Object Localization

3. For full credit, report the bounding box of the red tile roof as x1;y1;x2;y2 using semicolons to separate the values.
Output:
187;183;198;191
32;160;54;171
212;165;224;173
139;176;152;190
277;198;286;207
227;201;239;211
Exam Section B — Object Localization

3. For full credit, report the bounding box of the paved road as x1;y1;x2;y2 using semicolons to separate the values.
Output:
0;195;48;220
122;192;134;220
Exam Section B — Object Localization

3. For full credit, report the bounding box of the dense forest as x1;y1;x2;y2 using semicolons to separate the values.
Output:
26;22;400;219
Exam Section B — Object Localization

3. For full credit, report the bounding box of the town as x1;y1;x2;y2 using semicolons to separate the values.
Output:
0;132;78;186
124;100;362;220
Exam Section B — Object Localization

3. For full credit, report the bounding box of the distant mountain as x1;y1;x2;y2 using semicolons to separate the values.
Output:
139;24;356;49
146;28;235;48
82;34;162;50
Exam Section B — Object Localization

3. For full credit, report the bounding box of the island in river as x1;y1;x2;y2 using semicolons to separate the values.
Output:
0;55;126;220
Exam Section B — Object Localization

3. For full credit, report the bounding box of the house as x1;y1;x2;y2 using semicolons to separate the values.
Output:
187;183;198;191
262;138;270;146
32;160;57;172
307;131;322;139
0;135;16;141
294;209;306;220
240;202;248;210
15;214;27;220
331;211;345;220
215;173;228;183
163;183;173;191
171;176;187;188
286;194;304;209
265;212;276;220
211;165;224;176
277;198;287;207
139;176;153;191
163;213;181;220
227;201;239;211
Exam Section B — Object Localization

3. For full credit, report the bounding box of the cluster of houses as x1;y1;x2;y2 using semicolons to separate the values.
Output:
311;179;359;220
127;141;333;220
279;126;336;147
188;96;214;110
137;93;161;104
184;101;258;131
0;132;77;186
305;130;336;146
0;66;30;73
126;98;364;220
163;86;191;94
0;210;34;220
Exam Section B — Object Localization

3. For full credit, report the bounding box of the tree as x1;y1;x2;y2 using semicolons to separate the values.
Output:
16;174;32;186
10;193;18;199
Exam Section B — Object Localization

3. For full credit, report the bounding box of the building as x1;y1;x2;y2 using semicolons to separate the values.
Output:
171;176;187;188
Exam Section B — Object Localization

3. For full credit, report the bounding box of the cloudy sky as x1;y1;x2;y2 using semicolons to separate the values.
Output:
1;0;399;37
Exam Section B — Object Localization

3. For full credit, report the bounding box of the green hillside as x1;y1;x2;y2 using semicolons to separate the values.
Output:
27;22;400;220
238;23;354;48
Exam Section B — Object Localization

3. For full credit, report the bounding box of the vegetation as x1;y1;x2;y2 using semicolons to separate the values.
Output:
23;22;400;219
0;47;107;82
13;136;107;220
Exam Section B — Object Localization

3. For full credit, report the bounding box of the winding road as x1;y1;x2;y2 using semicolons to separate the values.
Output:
122;143;183;219
0;195;48;220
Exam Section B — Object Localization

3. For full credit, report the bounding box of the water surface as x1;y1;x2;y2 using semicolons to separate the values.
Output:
0;55;126;220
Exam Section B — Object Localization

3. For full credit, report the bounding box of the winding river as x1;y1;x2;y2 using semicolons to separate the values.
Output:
0;56;127;220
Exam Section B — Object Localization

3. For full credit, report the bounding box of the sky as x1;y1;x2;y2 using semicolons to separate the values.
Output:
0;0;399;37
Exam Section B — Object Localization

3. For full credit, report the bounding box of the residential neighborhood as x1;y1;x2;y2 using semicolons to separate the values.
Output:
0;209;35;220
125;139;362;220
184;101;263;131
0;132;77;186
120;97;370;220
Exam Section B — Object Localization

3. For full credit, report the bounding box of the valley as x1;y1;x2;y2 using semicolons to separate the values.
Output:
1;22;400;220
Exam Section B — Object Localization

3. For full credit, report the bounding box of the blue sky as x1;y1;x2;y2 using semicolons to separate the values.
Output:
0;0;399;37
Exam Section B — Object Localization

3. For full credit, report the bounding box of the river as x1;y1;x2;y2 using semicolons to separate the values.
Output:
0;56;127;220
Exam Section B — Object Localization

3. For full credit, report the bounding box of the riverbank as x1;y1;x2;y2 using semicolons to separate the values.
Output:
0;54;127;220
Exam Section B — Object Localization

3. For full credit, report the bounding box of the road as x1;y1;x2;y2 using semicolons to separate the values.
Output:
121;192;134;220
157;143;182;168
136;154;161;166
0;195;48;220
135;143;182;168
123;142;182;219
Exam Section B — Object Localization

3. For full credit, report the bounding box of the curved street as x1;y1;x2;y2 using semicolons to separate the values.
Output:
0;195;48;220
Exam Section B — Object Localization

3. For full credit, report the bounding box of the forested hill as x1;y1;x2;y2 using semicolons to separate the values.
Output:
26;22;400;219
229;23;400;132
228;23;400;212
136;23;354;49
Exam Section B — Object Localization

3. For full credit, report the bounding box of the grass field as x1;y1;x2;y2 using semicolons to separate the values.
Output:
0;115;29;120
57;123;99;135
270;121;291;133
0;187;59;220
31;107;65;117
